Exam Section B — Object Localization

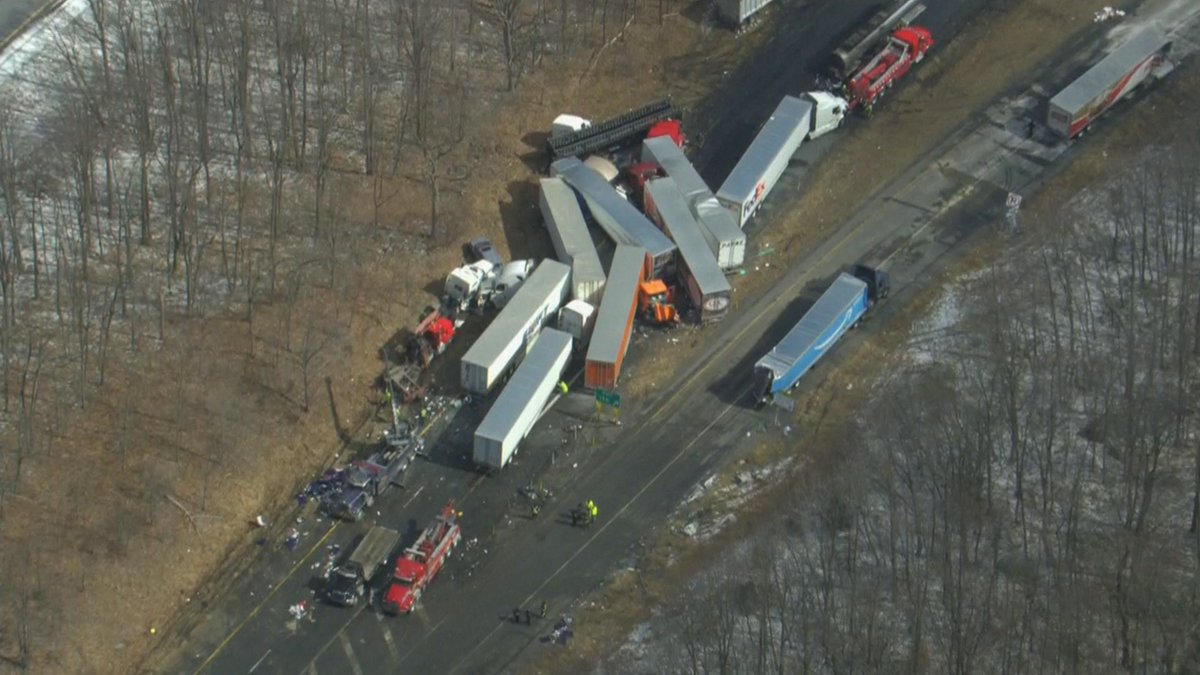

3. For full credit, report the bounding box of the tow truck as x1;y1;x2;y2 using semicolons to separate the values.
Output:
381;502;462;614
845;26;934;113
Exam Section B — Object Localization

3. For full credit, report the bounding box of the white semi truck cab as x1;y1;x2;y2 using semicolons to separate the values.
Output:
803;91;849;140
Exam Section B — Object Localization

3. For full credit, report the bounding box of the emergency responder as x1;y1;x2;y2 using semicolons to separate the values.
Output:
587;499;597;526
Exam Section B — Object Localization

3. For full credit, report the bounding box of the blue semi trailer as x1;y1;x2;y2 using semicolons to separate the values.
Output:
753;266;889;406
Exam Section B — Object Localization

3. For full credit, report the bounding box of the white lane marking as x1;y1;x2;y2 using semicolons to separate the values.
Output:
338;632;365;675
247;649;270;673
442;396;744;674
402;485;425;508
375;611;401;661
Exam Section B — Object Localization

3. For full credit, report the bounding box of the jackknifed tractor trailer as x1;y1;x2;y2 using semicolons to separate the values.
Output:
641;135;746;270
642;177;731;324
717;93;848;228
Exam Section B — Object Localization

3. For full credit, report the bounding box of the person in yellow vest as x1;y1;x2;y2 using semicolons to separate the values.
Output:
586;500;597;525
558;380;569;395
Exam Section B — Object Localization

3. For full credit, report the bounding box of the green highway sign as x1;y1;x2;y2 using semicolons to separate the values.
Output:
594;388;621;409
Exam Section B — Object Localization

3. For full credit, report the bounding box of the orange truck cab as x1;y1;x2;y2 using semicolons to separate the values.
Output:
639;279;677;325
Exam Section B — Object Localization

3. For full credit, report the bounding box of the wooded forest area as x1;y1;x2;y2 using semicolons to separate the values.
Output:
609;145;1200;673
0;0;682;670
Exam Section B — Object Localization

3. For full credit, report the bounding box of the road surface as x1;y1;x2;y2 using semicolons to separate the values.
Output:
0;0;61;52
150;1;1200;673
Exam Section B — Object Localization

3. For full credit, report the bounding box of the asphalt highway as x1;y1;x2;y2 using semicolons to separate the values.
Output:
149;0;1190;673
0;0;62;52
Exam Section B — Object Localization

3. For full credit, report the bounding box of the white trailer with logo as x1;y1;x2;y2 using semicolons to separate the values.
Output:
643;177;732;324
539;178;606;304
641;136;746;270
717;95;813;228
473;329;573;470
460;260;570;395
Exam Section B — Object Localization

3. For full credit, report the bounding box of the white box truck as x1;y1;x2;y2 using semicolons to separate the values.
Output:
557;299;596;345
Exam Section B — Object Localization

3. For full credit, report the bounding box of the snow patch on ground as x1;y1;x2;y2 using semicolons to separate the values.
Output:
673;457;795;543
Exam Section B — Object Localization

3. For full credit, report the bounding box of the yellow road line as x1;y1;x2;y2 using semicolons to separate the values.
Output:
191;524;338;675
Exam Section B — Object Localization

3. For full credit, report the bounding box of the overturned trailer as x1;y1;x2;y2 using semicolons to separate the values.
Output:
552;157;676;279
460;260;570;395
641;136;746;270
643;177;731;324
473;329;573;470
539;177;606;304
546;98;680;164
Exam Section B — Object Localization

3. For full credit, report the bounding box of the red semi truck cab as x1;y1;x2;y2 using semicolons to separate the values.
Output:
846;26;933;112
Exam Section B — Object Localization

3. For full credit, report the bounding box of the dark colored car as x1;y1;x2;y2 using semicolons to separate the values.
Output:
466;237;503;266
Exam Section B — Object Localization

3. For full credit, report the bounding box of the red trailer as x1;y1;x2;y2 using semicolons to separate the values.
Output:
1047;29;1172;139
